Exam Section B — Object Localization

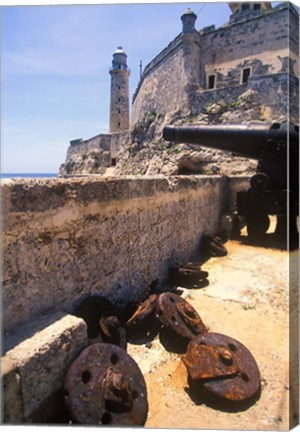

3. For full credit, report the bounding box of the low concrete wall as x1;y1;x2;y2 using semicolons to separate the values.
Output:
2;175;249;334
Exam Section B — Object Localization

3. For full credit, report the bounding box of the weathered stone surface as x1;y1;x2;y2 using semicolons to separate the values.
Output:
2;176;249;332
4;313;88;420
1;356;23;423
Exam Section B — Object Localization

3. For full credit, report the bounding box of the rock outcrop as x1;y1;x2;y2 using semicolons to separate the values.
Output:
60;88;287;178
112;88;278;177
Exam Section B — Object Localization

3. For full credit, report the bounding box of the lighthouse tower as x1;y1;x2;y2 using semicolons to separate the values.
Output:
109;47;130;133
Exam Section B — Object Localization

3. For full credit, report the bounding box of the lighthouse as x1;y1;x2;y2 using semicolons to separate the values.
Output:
109;47;130;133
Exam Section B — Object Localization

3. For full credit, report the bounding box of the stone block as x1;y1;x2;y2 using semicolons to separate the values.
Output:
1;356;23;423
4;312;88;421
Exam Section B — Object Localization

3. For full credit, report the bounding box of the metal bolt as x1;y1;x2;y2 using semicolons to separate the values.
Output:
219;348;233;365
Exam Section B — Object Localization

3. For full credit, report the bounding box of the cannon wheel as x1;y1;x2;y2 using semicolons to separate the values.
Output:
245;214;270;239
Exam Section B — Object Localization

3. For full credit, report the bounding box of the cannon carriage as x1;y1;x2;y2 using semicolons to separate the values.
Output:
163;122;299;242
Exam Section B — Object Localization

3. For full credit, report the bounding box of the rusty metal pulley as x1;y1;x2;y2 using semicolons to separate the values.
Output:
99;314;127;349
156;292;206;340
73;296;127;349
201;235;228;257
126;294;158;329
64;343;148;426
182;332;260;404
126;294;161;341
168;263;209;288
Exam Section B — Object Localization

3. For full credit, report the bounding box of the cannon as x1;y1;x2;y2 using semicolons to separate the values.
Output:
163;122;299;241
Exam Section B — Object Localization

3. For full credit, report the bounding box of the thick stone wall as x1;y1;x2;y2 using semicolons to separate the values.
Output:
66;133;112;160
193;72;298;121
64;131;130;166
288;2;299;76
2;175;249;334
131;35;192;126
201;4;295;88
131;4;298;125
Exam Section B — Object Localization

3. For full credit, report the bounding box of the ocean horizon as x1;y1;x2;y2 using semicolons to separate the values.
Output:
1;173;58;180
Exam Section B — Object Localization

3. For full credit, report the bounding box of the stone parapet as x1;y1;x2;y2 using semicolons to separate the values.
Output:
2;313;88;423
2;175;249;334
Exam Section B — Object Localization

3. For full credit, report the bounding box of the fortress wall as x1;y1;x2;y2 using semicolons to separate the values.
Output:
110;131;131;158
64;131;130;164
131;38;191;126
66;134;112;161
288;74;299;123
2;175;249;334
193;72;298;121
200;5;293;89
289;3;299;76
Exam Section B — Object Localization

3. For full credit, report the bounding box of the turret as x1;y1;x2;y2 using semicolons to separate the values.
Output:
181;8;197;34
109;47;130;133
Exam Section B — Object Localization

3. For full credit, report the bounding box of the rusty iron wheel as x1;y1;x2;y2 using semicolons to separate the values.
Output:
156;292;206;340
64;343;148;426
126;294;161;342
126;294;158;329
73;296;127;349
168;265;209;288
182;332;260;404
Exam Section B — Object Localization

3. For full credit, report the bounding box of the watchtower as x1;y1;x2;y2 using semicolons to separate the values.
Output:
109;47;130;133
181;8;197;34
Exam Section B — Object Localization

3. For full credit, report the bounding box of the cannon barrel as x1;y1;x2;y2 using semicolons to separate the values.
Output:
163;123;298;160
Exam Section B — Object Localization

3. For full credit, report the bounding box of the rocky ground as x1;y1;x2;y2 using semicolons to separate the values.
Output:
127;225;299;430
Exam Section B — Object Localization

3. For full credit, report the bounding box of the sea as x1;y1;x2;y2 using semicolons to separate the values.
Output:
1;173;57;180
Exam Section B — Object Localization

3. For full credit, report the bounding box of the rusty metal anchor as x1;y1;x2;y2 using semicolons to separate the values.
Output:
182;332;260;404
64;343;148;425
156;292;206;340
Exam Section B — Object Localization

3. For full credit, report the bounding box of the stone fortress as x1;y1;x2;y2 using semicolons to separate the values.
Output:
59;2;299;176
2;3;299;425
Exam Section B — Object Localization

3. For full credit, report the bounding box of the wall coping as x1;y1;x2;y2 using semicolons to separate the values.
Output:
2;175;249;215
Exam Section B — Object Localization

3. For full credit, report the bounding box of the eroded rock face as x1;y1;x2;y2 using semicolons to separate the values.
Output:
60;149;111;176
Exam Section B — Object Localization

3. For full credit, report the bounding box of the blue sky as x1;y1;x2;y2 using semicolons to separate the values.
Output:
0;1;283;173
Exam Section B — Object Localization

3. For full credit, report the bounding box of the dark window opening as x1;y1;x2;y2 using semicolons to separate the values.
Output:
242;67;251;83
118;122;121;127
208;75;216;89
242;4;250;11
178;166;202;175
111;158;117;166
253;4;261;10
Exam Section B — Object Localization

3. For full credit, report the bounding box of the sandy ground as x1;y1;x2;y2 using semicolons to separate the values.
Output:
127;233;299;430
